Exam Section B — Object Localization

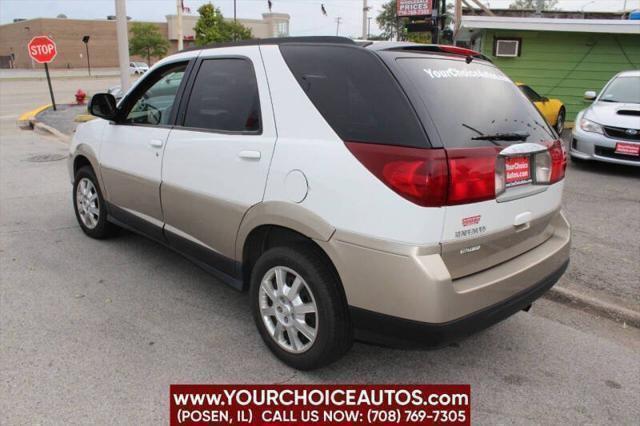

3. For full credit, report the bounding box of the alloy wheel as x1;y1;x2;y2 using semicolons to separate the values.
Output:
258;266;318;354
76;177;100;229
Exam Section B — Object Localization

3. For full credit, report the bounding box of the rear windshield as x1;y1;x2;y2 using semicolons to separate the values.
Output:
395;57;555;148
280;44;429;148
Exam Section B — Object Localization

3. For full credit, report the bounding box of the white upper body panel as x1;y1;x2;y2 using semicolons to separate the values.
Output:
259;44;446;247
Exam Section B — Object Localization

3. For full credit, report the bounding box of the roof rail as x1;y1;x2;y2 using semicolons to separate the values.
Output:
181;36;356;52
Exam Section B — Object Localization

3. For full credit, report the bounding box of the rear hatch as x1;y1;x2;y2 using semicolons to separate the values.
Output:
384;52;567;279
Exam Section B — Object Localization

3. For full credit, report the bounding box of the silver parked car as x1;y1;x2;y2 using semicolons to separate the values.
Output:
571;70;640;166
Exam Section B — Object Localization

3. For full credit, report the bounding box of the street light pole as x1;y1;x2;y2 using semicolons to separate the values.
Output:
335;17;342;36
82;35;91;76
115;0;130;92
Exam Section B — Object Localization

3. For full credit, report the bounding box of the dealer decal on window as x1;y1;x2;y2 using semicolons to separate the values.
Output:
424;68;511;82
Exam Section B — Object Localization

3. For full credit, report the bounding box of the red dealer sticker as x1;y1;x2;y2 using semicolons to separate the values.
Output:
615;142;640;157
170;384;471;425
505;156;531;187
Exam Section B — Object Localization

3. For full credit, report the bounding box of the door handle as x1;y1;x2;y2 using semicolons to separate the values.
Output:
149;139;164;148
238;150;261;160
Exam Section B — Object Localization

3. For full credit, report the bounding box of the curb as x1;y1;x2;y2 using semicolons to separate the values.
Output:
544;286;640;329
17;104;51;129
33;121;71;143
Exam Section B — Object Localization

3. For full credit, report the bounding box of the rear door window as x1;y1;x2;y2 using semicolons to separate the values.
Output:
394;57;555;148
183;58;261;133
280;44;428;148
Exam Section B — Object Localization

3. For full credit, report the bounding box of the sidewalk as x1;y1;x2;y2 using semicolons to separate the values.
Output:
0;67;122;80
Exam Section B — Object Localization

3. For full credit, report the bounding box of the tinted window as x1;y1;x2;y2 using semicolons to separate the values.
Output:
600;76;640;104
395;57;555;148
124;63;186;125
183;59;261;132
280;44;428;148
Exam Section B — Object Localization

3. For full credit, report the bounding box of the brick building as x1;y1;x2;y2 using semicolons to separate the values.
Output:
0;13;290;69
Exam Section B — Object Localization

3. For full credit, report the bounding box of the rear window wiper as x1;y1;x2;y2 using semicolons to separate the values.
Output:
462;123;530;142
471;132;530;141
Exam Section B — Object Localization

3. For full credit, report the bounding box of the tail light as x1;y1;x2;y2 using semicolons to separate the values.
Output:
534;140;566;184
345;142;497;207
344;142;448;207
347;140;566;208
547;140;567;183
446;147;499;205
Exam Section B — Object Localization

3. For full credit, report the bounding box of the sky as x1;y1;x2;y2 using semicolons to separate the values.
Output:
0;0;638;38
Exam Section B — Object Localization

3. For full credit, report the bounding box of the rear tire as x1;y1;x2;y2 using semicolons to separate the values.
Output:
73;166;118;239
555;108;565;135
250;244;352;370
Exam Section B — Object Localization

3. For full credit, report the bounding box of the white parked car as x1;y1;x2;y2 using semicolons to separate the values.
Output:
128;61;149;75
69;37;570;370
571;70;640;166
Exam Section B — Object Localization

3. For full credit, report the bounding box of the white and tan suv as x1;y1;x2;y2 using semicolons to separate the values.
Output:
69;37;571;370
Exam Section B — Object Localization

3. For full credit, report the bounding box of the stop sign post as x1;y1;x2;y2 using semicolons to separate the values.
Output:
27;36;58;110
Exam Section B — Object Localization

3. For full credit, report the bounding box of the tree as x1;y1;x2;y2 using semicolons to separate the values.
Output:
376;0;401;41
129;23;170;65
194;2;252;46
509;0;558;10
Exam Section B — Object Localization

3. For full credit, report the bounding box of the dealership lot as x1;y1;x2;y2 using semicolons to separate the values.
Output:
1;77;639;423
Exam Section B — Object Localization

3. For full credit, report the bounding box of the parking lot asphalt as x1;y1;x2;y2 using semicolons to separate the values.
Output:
1;78;639;424
559;146;640;313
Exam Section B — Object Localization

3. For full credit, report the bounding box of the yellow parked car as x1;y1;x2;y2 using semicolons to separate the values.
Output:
517;83;566;134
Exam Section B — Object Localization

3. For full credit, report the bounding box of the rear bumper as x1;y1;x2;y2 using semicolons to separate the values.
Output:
318;211;571;345
350;259;568;347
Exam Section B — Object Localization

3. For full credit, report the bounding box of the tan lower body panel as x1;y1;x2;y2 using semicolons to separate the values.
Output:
318;211;571;324
100;166;163;221
161;183;247;259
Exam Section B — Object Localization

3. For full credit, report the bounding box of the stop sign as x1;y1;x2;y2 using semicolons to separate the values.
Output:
28;36;57;64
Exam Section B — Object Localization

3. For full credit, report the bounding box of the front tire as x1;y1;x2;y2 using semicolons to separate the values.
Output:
250;245;352;370
73;166;118;239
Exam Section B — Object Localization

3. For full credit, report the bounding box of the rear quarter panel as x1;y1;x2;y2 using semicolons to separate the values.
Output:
258;45;446;247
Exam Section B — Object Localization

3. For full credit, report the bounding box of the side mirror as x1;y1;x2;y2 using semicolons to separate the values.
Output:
584;91;597;101
88;93;118;120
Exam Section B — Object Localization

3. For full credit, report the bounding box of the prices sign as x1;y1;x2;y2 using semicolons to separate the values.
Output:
397;0;433;17
27;36;57;64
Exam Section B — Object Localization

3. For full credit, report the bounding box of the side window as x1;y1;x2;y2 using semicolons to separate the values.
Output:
183;58;261;132
279;44;428;148
124;63;187;126
520;85;542;102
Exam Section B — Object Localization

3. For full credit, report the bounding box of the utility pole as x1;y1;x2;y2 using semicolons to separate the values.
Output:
362;0;369;39
454;0;462;41
234;0;237;40
115;0;130;92
535;0;544;16
177;0;183;51
335;17;342;36
368;17;372;39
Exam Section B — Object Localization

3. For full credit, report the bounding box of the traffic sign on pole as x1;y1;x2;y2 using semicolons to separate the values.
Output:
27;36;58;110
